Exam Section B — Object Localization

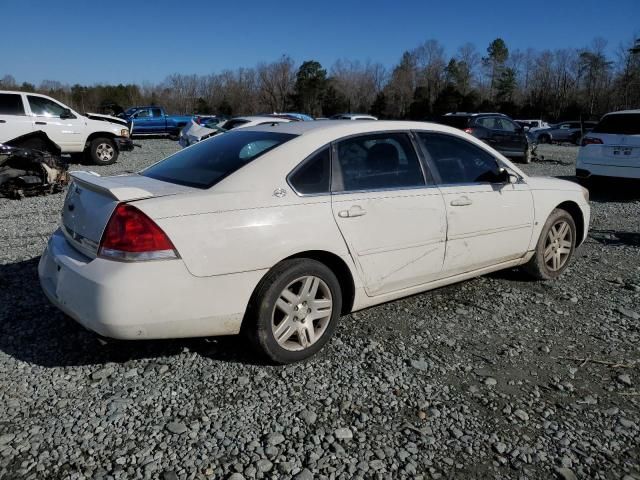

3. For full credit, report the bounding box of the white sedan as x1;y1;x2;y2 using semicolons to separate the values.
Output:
39;121;590;363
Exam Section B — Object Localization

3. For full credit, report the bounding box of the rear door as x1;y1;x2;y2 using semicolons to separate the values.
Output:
130;109;152;134
0;93;32;141
331;131;447;296
149;107;167;133
416;132;534;275
26;95;85;151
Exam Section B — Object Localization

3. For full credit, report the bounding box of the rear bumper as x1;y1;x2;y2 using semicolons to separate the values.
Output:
115;136;134;152
39;228;267;340
576;159;640;180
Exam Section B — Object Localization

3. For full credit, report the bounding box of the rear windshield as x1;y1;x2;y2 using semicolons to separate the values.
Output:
438;116;470;129
142;130;297;188
592;114;640;135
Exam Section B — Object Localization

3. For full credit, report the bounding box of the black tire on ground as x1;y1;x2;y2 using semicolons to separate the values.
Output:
538;134;551;144
168;130;180;141
571;132;582;145
88;137;118;165
244;258;342;364
523;208;577;280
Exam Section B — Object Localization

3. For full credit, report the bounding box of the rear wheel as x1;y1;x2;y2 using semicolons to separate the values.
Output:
88;138;118;165
523;209;576;280
538;133;551;144
245;259;342;364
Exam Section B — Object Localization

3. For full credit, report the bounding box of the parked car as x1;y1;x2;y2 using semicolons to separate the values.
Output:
178;115;229;148
438;113;531;163
118;106;193;138
576;110;640;181
533;121;597;145
0;90;132;165
179;116;292;148
39;121;589;363
271;113;314;121
330;113;378;120
515;119;550;131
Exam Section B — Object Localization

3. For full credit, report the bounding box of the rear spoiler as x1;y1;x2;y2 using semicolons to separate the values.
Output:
70;171;156;201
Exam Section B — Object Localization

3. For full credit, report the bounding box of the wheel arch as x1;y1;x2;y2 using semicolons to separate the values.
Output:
283;250;356;315
84;132;117;151
555;201;585;246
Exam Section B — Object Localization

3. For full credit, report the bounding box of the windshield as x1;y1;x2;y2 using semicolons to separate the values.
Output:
592;114;640;135
142;130;297;188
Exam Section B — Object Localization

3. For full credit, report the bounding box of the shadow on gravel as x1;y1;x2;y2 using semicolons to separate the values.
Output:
0;257;265;368
589;229;640;247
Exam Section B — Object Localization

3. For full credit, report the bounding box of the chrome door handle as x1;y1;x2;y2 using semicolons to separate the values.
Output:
338;205;367;218
450;196;472;207
35;121;47;125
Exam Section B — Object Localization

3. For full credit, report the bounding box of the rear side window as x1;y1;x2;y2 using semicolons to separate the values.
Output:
417;132;501;184
289;147;331;195
143;130;297;189
592;114;640;135
333;132;425;192
151;108;163;117
0;94;25;115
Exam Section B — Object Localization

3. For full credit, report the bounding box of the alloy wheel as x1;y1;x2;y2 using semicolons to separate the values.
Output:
271;275;333;351
543;220;573;271
96;143;115;161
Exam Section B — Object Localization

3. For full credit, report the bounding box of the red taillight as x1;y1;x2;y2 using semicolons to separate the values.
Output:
194;116;202;125
581;136;603;146
464;128;474;134
98;203;178;261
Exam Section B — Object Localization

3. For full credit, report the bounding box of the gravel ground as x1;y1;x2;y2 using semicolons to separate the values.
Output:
0;141;638;480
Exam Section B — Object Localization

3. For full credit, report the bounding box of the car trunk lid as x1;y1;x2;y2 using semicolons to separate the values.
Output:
61;171;193;258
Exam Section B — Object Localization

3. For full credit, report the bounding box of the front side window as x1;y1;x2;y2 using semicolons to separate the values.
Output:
27;96;67;117
417;132;501;184
289;147;331;195
134;109;150;118
0;93;25;115
142;130;297;189
333;132;425;192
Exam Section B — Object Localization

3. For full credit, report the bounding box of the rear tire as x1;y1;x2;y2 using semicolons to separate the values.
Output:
523;209;576;280
88;138;118;165
538;134;551;144
244;259;342;364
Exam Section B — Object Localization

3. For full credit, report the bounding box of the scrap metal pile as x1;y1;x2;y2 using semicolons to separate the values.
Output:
0;132;69;199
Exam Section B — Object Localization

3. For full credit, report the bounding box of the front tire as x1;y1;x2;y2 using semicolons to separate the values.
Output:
88;138;118;165
523;209;576;280
245;259;342;364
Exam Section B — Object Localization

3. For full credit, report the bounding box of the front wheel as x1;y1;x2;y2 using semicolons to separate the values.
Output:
245;259;342;364
523;209;576;280
88;138;118;165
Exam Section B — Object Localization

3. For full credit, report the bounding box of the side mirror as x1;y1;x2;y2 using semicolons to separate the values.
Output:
498;167;518;184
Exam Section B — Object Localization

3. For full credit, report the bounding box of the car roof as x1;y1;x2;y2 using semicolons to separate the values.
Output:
444;112;508;117
232;116;289;122
603;109;640;116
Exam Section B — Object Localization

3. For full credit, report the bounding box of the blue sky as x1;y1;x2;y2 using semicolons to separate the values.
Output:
3;0;639;85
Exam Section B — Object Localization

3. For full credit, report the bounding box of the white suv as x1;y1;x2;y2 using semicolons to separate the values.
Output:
0;91;132;165
576;110;640;180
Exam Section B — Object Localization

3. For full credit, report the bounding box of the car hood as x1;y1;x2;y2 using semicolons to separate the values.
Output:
85;113;128;127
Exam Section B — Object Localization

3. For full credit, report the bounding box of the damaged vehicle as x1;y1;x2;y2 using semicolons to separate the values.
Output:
0;131;68;198
0;90;133;165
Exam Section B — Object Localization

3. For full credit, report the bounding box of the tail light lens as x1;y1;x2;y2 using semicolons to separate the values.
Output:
581;136;603;146
194;117;202;125
98;203;179;261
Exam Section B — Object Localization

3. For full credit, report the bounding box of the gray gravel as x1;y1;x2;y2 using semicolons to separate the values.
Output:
0;141;639;479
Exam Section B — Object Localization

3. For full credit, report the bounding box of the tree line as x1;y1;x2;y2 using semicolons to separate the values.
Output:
2;36;639;122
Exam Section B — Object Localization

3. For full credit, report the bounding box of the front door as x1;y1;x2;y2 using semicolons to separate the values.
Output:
331;132;447;296
26;95;85;151
416;131;534;275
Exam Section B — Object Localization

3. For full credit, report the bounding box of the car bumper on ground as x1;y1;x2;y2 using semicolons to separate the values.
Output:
38;228;267;340
115;136;134;152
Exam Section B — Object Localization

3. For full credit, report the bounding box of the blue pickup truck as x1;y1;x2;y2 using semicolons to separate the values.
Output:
118;106;193;138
